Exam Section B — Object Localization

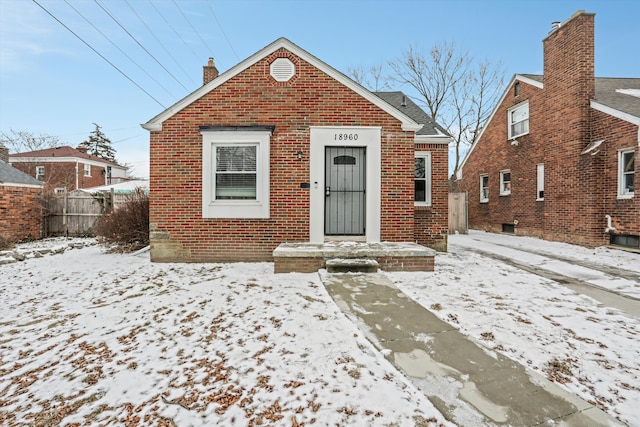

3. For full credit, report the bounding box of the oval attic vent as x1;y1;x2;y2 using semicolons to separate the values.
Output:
270;58;295;82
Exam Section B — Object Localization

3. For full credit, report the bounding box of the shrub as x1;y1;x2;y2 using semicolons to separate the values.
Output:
0;235;16;251
94;189;149;252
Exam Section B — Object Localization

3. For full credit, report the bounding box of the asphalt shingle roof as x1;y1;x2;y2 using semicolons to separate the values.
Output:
0;160;43;186
9;146;121;166
374;91;451;137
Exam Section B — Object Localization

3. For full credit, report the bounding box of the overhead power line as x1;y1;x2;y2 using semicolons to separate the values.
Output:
63;0;177;99
171;0;215;56
147;0;200;62
208;2;239;63
124;0;197;87
94;0;189;92
31;0;166;108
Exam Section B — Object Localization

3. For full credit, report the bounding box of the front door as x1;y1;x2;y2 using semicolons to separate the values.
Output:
325;147;366;235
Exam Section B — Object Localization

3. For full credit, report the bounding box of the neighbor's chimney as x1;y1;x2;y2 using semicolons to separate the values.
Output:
0;143;8;162
76;145;88;154
203;57;219;85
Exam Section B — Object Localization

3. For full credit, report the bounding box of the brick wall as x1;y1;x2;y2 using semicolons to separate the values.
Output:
414;142;449;251
0;185;42;242
150;47;422;262
459;12;637;248
11;161;106;191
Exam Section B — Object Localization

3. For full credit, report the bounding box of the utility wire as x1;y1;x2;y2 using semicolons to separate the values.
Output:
94;0;189;92
171;0;214;56
63;0;177;99
207;2;239;63
31;0;166;108
124;0;197;87
148;0;200;62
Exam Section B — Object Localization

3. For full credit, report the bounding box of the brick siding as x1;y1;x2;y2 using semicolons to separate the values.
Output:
0;185;42;242
11;161;106;192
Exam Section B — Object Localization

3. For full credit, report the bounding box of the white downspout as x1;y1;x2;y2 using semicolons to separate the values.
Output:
605;215;616;233
75;160;79;190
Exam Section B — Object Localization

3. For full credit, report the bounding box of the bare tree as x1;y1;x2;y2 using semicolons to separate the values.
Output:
347;64;391;92
0;129;60;153
388;41;505;179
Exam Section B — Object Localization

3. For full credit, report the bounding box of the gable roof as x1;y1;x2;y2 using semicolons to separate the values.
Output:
0;160;43;187
9;146;124;168
142;37;423;133
374;91;451;139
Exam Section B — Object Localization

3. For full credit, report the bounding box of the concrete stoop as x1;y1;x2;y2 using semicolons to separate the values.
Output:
325;258;379;273
320;271;624;427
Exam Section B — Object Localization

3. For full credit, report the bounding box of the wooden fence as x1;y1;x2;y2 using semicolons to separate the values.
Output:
448;192;468;234
44;190;122;236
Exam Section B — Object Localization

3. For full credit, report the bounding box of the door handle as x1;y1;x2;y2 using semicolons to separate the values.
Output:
325;186;331;197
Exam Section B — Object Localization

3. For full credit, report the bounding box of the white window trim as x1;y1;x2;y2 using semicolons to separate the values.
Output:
508;101;529;139
35;166;45;181
500;169;511;196
414;151;432;207
201;129;271;218
84;164;91;177
536;163;544;201
618;148;635;198
480;174;489;203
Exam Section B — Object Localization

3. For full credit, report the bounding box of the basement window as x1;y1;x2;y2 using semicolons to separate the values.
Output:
610;234;639;249
502;223;515;234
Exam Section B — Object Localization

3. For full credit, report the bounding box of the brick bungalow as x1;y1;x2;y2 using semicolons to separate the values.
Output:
10;146;128;193
457;11;640;250
142;38;451;268
0;145;43;242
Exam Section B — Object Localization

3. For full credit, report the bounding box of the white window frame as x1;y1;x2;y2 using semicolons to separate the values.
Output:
54;187;66;194
35;165;45;181
84;164;91;177
618;148;635;198
536;163;544;201
508;101;529;139
201;129;271;218
414;151;432;206
500;170;511;196
480;174;489;203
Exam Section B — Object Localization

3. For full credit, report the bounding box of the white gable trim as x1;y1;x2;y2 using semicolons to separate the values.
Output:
141;38;422;133
415;135;452;145
0;182;43;189
9;156;126;171
457;74;542;179
590;100;640;126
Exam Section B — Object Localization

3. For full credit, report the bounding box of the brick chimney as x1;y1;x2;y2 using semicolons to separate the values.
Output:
203;57;219;85
76;145;88;154
0;143;9;162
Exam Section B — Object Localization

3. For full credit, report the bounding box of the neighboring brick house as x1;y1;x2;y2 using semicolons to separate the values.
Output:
457;11;640;250
0;145;43;242
9;146;128;193
142;38;451;265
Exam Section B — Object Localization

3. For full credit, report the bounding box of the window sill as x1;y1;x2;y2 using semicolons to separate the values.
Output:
536;198;544;202
480;200;489;204
617;194;634;200
508;132;529;140
499;193;511;197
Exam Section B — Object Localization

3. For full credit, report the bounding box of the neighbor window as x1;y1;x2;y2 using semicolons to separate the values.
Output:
201;127;272;218
500;170;511;195
84;164;91;177
618;149;635;197
508;101;529;138
536;163;544;200
35;166;45;181
480;174;489;202
54;187;66;194
414;152;432;206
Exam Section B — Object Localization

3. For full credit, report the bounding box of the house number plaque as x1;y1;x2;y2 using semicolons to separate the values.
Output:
334;133;359;141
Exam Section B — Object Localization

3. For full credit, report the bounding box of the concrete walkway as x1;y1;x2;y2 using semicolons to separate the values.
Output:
320;271;624;427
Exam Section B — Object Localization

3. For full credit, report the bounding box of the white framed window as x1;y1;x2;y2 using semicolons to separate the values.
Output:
536;163;544;200
500;170;511;195
508;101;529;139
201;127;272;218
54;187;66;194
84;164;91;177
414;152;432;206
480;174;489;203
618;149;635;197
35;166;45;181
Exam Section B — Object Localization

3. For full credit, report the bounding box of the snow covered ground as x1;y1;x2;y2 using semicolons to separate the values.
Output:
0;232;638;426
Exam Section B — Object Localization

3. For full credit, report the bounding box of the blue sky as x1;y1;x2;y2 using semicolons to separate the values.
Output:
1;0;638;178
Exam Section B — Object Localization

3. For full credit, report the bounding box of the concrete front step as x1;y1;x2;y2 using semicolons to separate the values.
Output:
325;258;379;273
273;241;435;273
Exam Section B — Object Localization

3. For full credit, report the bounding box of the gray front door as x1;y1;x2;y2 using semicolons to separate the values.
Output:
325;147;366;235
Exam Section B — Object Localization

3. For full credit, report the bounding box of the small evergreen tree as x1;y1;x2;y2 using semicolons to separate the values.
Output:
79;123;116;162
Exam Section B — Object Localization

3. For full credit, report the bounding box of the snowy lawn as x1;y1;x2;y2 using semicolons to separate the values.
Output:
391;233;640;426
0;240;444;426
1;234;639;426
